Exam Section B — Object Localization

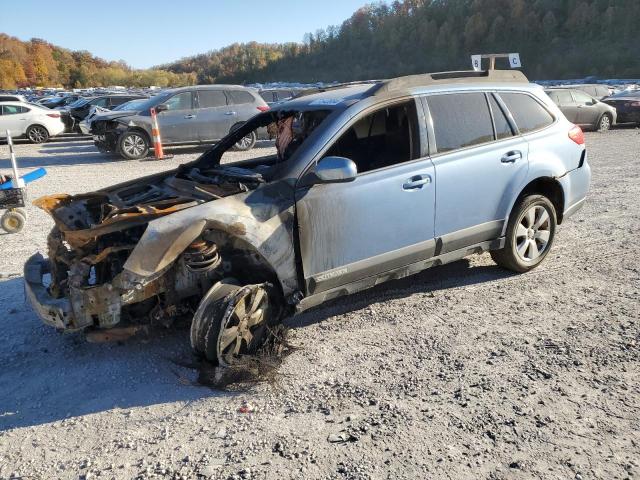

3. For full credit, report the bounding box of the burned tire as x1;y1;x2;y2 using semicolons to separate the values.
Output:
190;279;271;366
26;125;49;144
491;194;557;273
117;130;149;160
1;210;26;234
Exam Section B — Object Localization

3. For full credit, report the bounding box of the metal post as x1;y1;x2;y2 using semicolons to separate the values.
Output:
6;130;25;188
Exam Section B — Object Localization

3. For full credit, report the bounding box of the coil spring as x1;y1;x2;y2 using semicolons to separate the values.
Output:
183;239;221;274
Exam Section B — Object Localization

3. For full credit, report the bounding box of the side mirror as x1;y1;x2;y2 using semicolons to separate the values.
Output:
314;156;357;183
155;103;168;113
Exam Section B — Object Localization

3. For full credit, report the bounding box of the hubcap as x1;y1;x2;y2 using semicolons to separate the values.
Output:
235;134;253;149
123;134;145;156
515;205;551;262
217;287;269;364
600;116;610;130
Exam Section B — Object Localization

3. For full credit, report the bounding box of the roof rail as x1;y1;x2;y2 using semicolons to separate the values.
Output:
368;69;528;96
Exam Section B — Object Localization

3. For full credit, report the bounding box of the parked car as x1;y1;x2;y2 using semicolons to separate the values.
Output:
24;69;591;366
602;90;640;125
39;95;81;109
567;84;613;100
0;94;27;103
90;85;269;159
78;98;151;135
0;102;65;143
61;94;147;133
545;88;616;131
259;88;297;106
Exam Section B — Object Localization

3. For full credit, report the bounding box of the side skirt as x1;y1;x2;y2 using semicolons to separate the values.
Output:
296;237;505;312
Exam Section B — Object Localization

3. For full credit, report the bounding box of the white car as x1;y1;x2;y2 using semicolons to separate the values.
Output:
0;102;65;143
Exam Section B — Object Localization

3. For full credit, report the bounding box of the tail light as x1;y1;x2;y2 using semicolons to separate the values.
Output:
46;113;61;118
568;125;585;145
256;105;270;112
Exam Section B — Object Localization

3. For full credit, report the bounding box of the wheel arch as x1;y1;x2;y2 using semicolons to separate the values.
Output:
512;176;565;224
27;123;51;135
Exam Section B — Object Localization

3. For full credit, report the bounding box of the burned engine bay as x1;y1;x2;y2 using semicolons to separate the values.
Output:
34;164;271;332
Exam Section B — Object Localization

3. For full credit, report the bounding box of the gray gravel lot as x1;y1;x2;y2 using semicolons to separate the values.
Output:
0;129;639;480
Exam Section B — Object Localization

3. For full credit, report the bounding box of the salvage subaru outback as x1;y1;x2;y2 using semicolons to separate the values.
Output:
25;69;591;365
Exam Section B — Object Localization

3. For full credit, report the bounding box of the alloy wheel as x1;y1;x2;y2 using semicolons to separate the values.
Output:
28;126;47;143
235;134;253;150
122;134;146;157
599;115;611;131
514;205;551;262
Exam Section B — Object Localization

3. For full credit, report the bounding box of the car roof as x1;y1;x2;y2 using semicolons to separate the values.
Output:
163;85;253;95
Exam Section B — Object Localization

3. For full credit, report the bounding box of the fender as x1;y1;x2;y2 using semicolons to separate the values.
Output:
122;181;299;295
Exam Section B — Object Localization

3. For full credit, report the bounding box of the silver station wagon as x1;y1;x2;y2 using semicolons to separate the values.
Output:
25;69;591;365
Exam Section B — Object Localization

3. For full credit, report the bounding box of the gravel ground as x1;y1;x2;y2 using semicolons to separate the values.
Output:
0;129;638;480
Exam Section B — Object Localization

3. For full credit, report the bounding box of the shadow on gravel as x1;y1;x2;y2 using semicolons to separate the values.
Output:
0;277;226;431
288;258;516;330
2;153;118;168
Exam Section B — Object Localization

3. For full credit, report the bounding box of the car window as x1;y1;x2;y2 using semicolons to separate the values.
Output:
572;91;594;104
165;92;192;111
227;90;255;105
556;90;573;103
325;99;420;174
0;96;19;102
198;90;227;108
260;91;276;102
110;97;132;107
2;105;21;115
277;90;294;101
427;93;494;153
20;106;30;113
92;98;109;107
499;93;554;134
488;94;513;140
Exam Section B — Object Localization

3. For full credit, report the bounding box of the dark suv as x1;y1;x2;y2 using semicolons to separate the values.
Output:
62;95;147;132
91;85;269;159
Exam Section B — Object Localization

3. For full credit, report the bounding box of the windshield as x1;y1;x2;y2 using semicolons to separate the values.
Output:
129;93;172;112
68;97;91;108
113;99;148;111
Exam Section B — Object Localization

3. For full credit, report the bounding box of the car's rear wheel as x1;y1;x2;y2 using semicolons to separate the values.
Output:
491;194;557;273
233;131;257;151
597;113;612;131
117;131;149;160
191;279;272;366
26;125;49;144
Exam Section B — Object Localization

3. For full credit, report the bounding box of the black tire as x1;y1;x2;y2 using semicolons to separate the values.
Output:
26;125;49;144
117;130;149;160
1;210;26;234
597;113;612;131
190;279;271;365
232;130;257;151
491;194;557;273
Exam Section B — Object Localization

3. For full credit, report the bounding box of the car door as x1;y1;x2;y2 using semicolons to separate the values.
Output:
156;91;198;143
551;90;579;122
424;92;530;252
295;98;436;295
0;105;28;136
194;89;232;142
573;90;601;126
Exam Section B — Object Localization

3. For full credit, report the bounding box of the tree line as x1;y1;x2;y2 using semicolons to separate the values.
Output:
0;34;196;89
163;0;640;83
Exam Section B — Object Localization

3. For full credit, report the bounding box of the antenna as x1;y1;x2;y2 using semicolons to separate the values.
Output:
471;53;522;71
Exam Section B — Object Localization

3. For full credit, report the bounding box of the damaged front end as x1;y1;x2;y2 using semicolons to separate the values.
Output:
24;165;267;333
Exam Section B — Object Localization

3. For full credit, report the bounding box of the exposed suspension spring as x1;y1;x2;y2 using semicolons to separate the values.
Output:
183;239;221;274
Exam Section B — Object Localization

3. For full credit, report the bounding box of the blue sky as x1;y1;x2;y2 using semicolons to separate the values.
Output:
0;0;371;68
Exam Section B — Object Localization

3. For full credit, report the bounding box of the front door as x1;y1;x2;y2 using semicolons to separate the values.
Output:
296;99;436;295
424;92;530;252
156;91;198;143
550;90;579;122
0;105;28;136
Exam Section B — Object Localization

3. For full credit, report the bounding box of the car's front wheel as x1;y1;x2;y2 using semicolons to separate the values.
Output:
26;125;49;144
191;279;272;366
597;113;612;131
491;194;557;273
117;131;149;160
233;131;257;151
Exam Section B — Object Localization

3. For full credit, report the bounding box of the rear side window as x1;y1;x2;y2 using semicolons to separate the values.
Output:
572;91;593;104
198;90;227;108
260;91;276;102
488;94;513;140
500;93;554;134
428;93;494;153
277;90;294;101
227;90;255;105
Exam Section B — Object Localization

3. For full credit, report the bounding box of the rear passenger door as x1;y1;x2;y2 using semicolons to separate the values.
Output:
549;90;578;122
424;92;530;252
572;90;600;126
195;90;233;142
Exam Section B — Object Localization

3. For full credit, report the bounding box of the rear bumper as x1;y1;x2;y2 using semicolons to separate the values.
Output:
24;253;75;330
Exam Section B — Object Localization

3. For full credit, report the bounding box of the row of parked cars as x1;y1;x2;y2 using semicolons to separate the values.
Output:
1;83;638;157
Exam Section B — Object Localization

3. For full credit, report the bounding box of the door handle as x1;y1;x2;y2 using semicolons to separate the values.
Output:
224;111;237;116
184;114;196;119
403;174;431;190
501;151;522;164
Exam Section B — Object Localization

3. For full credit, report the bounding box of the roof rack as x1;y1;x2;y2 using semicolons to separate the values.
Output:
368;69;528;96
